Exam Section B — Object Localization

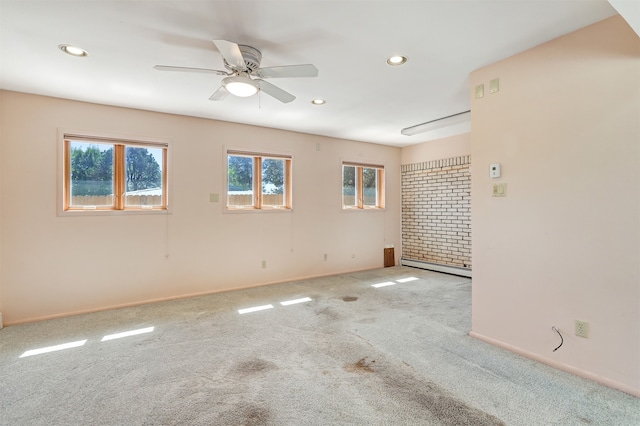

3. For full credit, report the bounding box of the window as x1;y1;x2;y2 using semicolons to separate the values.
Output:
63;135;168;211
227;151;292;210
342;162;385;209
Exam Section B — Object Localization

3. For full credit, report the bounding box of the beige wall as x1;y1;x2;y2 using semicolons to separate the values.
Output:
401;132;470;165
0;90;3;327
470;15;640;396
0;91;401;324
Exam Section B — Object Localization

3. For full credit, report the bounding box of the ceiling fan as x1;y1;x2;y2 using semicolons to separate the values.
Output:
154;39;318;103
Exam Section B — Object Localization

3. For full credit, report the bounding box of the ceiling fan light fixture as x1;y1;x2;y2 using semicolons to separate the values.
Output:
387;55;407;66
59;44;88;57
222;75;259;97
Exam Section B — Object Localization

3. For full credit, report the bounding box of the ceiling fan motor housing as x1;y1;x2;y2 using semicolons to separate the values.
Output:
224;45;262;74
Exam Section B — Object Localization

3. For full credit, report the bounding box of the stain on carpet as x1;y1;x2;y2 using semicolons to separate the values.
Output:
243;405;271;425
315;306;340;320
215;402;271;426
381;367;506;426
342;296;358;302
341;353;503;424
233;357;278;377
344;357;375;374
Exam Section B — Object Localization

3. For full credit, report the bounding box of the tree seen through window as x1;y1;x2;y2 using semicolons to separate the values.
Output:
227;152;291;209
65;138;167;211
70;143;161;196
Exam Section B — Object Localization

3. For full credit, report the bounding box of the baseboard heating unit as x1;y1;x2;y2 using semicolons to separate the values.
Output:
401;258;472;278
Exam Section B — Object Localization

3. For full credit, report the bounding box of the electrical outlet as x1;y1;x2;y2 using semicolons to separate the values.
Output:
575;320;589;338
323;254;328;261
261;260;266;269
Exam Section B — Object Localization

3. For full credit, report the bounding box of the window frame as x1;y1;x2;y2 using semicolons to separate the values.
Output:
342;161;385;210
226;149;293;211
59;131;169;215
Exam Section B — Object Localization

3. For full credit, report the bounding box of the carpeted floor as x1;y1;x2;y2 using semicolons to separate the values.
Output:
0;266;638;425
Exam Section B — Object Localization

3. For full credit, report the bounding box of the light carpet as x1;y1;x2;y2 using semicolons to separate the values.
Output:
1;266;638;425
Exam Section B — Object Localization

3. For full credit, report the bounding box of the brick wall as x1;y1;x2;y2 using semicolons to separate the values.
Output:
401;155;471;269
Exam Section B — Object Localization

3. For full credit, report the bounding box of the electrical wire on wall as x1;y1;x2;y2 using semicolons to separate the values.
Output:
552;326;563;352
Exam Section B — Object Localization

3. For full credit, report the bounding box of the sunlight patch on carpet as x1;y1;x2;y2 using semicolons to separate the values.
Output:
280;297;312;306
372;281;395;288
396;277;419;283
101;326;155;342
20;340;87;358
238;304;274;314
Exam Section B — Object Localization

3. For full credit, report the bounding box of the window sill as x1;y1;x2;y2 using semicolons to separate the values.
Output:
341;207;386;212
58;208;170;217
224;207;293;214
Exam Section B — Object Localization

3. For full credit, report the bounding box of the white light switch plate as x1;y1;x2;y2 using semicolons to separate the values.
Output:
493;183;507;197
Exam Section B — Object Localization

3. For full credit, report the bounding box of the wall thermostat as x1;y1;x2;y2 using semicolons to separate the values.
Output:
490;163;501;178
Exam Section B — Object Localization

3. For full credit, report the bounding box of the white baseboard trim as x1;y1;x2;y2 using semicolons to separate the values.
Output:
401;258;472;278
469;331;640;398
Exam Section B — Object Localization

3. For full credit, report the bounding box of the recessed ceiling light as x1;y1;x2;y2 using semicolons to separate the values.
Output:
311;99;326;105
59;44;88;57
387;55;407;66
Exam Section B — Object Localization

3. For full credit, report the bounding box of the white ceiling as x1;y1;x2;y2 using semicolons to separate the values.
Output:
0;0;619;147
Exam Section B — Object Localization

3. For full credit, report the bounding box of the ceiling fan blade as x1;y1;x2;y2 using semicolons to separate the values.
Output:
154;65;228;75
256;80;295;103
209;86;229;101
256;64;318;79
212;39;246;70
